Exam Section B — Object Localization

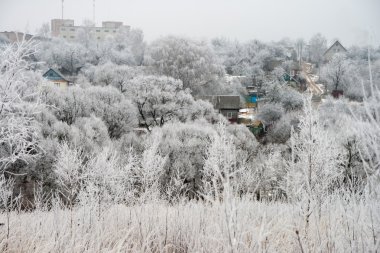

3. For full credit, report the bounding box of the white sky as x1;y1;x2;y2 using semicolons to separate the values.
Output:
0;0;379;46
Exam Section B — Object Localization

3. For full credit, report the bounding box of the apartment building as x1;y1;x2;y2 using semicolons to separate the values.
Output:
51;19;130;41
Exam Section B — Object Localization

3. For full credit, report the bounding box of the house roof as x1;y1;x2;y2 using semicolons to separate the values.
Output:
200;95;241;110
324;40;347;56
43;68;69;82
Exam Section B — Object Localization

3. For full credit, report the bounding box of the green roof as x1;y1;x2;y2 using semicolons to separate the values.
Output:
43;68;68;82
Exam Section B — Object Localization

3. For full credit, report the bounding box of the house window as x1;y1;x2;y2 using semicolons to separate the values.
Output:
54;82;60;87
70;36;75;38
105;30;109;32
96;30;100;32
113;30;116;33
226;112;234;119
97;37;101;39
70;28;75;31
61;28;66;31
63;36;66;38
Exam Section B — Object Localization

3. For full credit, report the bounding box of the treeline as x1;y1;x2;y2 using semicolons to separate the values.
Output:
0;31;379;207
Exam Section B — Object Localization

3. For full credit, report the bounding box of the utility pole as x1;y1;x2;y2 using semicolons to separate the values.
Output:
61;0;64;19
93;0;96;25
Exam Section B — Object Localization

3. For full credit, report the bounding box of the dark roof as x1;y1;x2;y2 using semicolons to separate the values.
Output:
42;68;69;82
200;95;241;110
324;40;347;56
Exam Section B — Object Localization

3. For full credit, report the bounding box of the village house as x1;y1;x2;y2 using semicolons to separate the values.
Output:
42;68;71;88
200;95;241;123
324;40;347;61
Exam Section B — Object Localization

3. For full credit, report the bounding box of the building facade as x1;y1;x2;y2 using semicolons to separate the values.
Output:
51;19;130;41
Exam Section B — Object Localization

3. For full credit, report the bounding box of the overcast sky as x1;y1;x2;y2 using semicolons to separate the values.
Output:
0;0;379;46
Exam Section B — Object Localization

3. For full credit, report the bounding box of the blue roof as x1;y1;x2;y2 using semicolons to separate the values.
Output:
42;68;68;81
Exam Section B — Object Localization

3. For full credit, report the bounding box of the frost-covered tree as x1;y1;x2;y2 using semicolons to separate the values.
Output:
54;142;85;207
37;27;145;69
308;33;327;66
257;103;284;125
112;65;143;93
148;121;215;199
42;85;137;139
222;40;271;87
79;147;135;209
202;121;241;201
354;67;380;195
295;38;306;62
75;25;95;49
0;40;41;174
93;62;116;86
84;62;144;92
145;36;225;95
285;96;344;228
86;86;138;138
36;22;50;38
267;116;292;144
96;28;145;66
42;85;88;125
124;28;146;66
266;84;304;112
127;75;212;131
281;88;304;111
37;38;90;75
73;116;110;153
226;124;259;164
320;53;353;91
136;129;167;202
211;37;237;74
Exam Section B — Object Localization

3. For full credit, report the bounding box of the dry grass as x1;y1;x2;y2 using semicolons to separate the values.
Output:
0;195;379;253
